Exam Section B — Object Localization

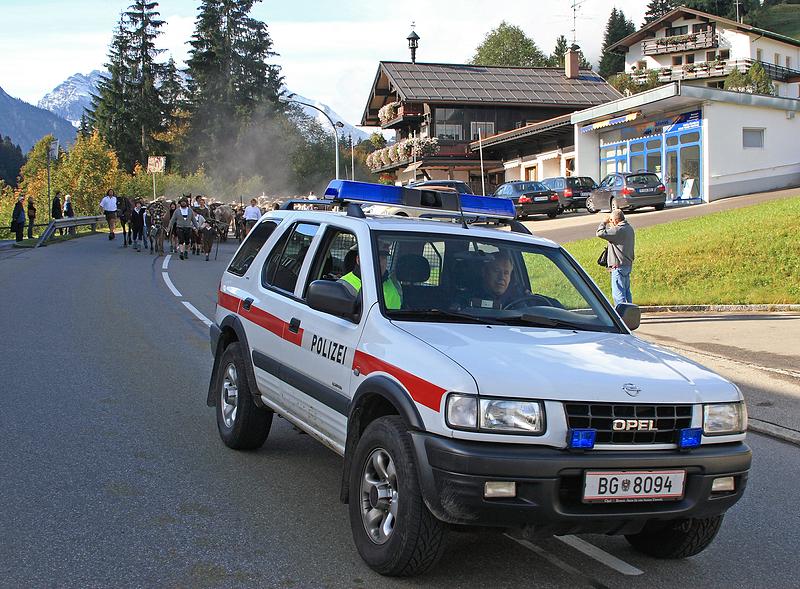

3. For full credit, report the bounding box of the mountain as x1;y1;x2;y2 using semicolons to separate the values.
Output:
287;91;370;143
38;70;107;127
0;85;77;153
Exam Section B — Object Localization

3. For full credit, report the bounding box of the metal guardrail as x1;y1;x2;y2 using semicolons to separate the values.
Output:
35;215;105;248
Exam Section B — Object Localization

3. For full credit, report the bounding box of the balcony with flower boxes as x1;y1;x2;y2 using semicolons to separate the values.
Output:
642;29;718;56
378;101;425;130
631;59;800;84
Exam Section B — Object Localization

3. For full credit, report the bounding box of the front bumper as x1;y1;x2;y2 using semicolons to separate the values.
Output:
411;432;751;536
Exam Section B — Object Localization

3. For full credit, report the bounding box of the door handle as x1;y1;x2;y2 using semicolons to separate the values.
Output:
288;317;301;334
242;297;254;311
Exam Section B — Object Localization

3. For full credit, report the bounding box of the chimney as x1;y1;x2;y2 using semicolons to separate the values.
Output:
566;44;580;79
407;27;420;64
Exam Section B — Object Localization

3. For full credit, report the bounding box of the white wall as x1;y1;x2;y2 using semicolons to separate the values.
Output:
704;101;800;199
574;125;601;182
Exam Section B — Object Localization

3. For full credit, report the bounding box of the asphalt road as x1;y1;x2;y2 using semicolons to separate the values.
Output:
2;234;799;588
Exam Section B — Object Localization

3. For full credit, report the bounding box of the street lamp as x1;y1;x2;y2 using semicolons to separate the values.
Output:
281;93;344;180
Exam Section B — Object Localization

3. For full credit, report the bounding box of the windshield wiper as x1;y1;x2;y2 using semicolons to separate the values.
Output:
388;309;505;325
513;314;596;331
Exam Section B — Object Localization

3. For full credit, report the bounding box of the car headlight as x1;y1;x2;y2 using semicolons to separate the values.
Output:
445;394;545;434
703;402;747;435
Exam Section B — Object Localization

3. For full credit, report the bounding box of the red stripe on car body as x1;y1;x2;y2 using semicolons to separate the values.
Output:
353;350;445;412
219;292;304;347
218;290;240;313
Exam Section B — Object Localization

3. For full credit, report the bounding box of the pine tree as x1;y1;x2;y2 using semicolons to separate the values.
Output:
643;0;676;26
746;62;775;95
0;136;25;187
599;9;636;79
123;0;167;167
548;35;569;67
724;67;749;91
78;113;93;139
186;0;284;172
160;57;185;130
90;17;139;170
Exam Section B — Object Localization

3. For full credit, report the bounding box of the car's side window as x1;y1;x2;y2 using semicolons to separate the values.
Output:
614;176;624;188
227;220;278;277
600;175;612;187
303;227;358;297
262;222;319;294
558;179;566;190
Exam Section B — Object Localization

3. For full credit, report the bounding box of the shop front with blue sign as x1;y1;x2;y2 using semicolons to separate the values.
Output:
584;110;703;203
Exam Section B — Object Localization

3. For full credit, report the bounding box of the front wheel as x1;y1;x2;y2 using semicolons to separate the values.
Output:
625;515;724;559
348;416;447;576
585;196;599;214
214;342;273;450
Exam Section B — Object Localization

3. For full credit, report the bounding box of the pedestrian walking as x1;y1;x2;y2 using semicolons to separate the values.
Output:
27;197;36;239
130;199;146;251
168;196;197;260
63;194;75;235
11;194;26;242
100;189;118;240
596;209;635;305
52;191;64;236
244;198;261;233
165;201;178;253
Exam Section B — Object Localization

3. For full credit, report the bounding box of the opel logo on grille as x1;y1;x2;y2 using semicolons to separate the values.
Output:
613;419;656;431
622;383;641;397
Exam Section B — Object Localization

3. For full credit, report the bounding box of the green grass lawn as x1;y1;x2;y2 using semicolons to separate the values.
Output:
561;196;800;306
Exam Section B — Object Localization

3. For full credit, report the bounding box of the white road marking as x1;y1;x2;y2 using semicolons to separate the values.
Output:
161;272;182;297
182;301;213;327
556;535;644;576
162;254;171;270
504;534;610;589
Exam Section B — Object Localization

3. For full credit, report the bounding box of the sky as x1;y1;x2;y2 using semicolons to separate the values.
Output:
0;0;647;126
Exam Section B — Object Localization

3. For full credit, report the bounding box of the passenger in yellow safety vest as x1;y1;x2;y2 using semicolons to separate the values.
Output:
338;245;402;309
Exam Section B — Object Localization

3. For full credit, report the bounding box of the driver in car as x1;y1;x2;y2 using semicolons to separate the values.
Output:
466;251;527;309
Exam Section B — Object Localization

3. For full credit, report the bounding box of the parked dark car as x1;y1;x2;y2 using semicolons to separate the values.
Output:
408;179;474;194
541;176;598;211
492;181;560;219
586;172;667;213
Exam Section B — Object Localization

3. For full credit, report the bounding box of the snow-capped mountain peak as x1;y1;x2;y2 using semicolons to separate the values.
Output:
284;90;369;143
38;70;107;127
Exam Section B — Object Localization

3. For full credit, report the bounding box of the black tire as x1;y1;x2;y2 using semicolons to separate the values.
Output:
610;198;619;213
585;196;599;214
546;210;558;219
214;342;273;450
348;416;447;576
625;515;724;559
654;203;665;211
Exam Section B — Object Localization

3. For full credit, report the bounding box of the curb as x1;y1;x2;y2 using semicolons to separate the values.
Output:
749;418;800;446
640;304;800;313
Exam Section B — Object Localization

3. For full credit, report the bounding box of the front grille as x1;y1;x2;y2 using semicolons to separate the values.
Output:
564;403;693;444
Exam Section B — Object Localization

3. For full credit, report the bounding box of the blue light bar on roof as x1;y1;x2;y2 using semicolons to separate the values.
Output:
324;180;516;220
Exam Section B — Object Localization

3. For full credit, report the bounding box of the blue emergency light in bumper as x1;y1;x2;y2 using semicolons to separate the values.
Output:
324;180;517;219
408;431;751;534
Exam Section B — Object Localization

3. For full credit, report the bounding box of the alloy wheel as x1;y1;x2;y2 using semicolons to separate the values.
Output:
220;362;239;428
360;447;399;545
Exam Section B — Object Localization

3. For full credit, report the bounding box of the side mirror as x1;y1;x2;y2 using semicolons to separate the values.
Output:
616;303;641;331
307;280;359;321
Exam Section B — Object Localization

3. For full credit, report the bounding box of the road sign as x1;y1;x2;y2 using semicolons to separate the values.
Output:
147;156;166;173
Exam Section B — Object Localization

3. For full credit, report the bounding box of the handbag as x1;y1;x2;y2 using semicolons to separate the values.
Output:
597;246;608;267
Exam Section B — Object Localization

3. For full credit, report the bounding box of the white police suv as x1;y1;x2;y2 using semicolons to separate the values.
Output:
207;180;751;576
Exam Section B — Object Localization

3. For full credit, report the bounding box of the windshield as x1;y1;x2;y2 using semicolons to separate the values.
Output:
569;177;596;189
513;182;548;193
372;231;620;332
626;174;660;186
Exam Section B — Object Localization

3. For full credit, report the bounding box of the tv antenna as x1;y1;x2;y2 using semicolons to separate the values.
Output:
570;0;585;45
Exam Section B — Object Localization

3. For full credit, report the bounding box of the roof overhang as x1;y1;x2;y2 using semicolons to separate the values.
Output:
571;82;800;127
468;113;573;151
361;63;407;126
608;6;800;54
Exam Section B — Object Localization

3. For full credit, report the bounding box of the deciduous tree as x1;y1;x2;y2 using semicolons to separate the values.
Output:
470;21;548;67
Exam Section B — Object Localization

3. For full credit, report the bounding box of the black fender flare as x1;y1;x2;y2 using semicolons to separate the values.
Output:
340;375;425;503
206;315;262;408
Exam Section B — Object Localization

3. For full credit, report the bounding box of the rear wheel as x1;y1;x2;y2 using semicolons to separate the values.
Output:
585;196;599;214
626;515;724;559
214;343;273;450
610;198;619;212
654;203;665;211
546;210;558;219
348;416;447;576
